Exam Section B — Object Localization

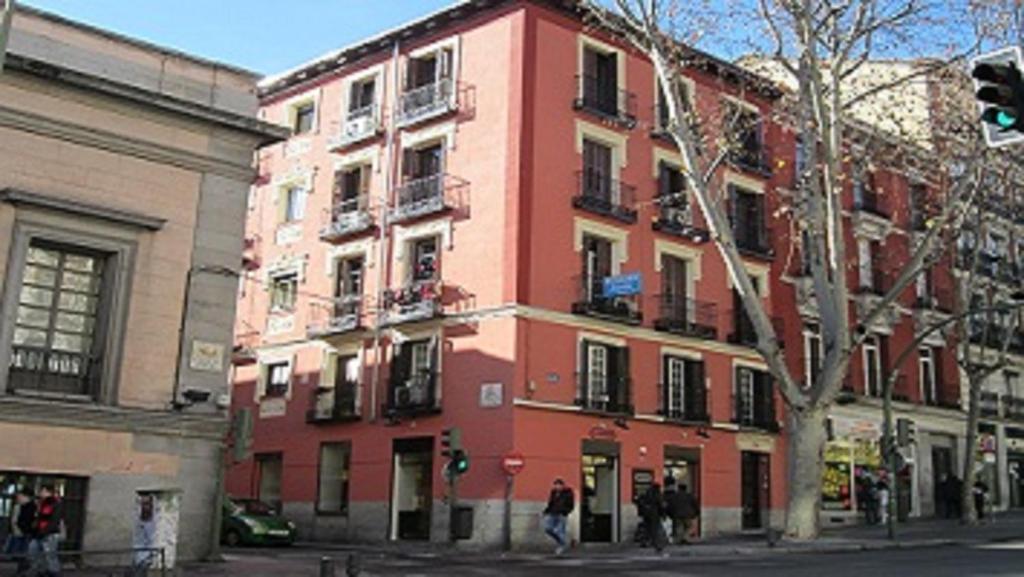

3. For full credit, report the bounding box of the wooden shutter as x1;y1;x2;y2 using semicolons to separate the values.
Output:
660;355;670;415
731;367;740;423
578;340;590;404
320;351;337;390
439;48;453;80
685;360;706;421
615;346;631;411
755;371;775;426
390;342;411;386
402;148;417;182
428;335;440;407
583;47;599;80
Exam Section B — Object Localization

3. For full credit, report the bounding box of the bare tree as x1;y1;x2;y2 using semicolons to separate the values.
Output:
585;0;997;539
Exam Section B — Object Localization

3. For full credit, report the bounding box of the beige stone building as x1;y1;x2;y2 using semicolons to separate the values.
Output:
0;6;285;561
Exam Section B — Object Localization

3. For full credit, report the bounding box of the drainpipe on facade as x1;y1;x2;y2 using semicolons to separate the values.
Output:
369;40;401;422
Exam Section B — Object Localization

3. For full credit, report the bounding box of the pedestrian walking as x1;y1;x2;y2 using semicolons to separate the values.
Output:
973;479;989;521
541;478;574;555
638;482;668;554
857;474;878;525
3;488;35;575
29;484;63;577
664;482;699;544
875;477;890;525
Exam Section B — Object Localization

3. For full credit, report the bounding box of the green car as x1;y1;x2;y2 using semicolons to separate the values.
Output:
221;498;297;547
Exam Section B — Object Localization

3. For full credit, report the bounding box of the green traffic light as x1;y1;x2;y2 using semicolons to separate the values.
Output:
996;110;1017;128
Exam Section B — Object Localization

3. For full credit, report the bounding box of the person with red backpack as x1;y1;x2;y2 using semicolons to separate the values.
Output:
28;484;63;577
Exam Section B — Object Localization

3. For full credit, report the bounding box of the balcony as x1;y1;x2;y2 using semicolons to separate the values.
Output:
653;295;718;340
571;274;642;325
727;145;772;176
728;311;785;349
573;171;637;224
328;106;381;150
307;383;360;424
320;196;374;242
1004;396;1024;421
396;78;457;127
307;296;363;338
651;204;710;243
573;74;637;128
735;400;778;432
8;346;101;399
575;374;633;415
385;371;439;417
381;279;442;325
242;235;261;271
852;192;892;240
733;225;773;259
980;391;1001;418
231;330;260;366
391;174;461;223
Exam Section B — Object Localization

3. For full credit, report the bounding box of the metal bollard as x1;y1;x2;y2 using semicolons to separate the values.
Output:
319;556;335;577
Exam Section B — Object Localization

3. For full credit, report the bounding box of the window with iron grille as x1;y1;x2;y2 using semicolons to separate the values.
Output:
264;361;291;398
657;162;689;225
269;273;298;312
663;355;705;421
578;340;630;413
8;242;108;398
729;185;767;254
734;366;774;428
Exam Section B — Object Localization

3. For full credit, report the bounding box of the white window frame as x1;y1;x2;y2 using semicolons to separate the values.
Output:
284;90;321;136
919;347;936;403
803;326;823;389
586;342;609;402
264;359;292;398
665;355;687;416
653;74;695;132
269;272;299;313
577;33;627;101
863;336;882;397
341;65;385;123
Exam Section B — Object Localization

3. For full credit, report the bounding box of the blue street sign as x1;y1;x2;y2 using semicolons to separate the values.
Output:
603;273;642;297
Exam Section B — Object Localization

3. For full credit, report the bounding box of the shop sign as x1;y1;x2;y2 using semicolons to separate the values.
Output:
589;424;617;441
831;416;882;440
736;432;775;453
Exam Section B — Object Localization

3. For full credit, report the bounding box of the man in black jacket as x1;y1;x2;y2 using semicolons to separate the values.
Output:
3;488;35;575
542;478;574;554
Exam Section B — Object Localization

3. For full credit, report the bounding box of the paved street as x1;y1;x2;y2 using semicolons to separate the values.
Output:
188;541;1024;576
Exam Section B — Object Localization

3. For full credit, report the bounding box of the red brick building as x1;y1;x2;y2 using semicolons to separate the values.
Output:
228;0;801;546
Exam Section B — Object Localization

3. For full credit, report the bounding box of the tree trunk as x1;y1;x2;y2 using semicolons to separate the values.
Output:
785;406;829;539
961;373;982;524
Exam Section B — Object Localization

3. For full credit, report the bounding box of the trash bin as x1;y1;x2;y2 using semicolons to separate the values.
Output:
452;506;474;540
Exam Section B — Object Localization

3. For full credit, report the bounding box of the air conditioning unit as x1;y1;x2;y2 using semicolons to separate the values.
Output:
345;116;375;140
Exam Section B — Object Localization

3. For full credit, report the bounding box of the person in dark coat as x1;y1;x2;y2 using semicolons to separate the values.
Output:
668;483;699;543
3;488;35;575
542;478;574;554
29;484;63;577
638;483;667;553
973;479;989;520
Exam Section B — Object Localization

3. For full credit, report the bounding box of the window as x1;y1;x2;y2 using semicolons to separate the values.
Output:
663;355;705;421
283;185;307;223
581;234;613;301
729;185;767;254
256;454;283;513
661;254;688;308
863;336;882;397
389;337;438;411
8;242;107;398
293;101;316;135
348;77;376;118
333;166;370;213
410;237;439;282
335;257;364;299
919;347;936;404
581;46;619;117
317;443;351;515
269;273;298;312
656;80;691;133
399;45;455;123
264;361;291;398
657;161;689;226
910;183;928;229
731;276;761;346
724;101;763;167
858;240;883;293
735;366;774;428
407;47;453;90
803;325;822;388
582;138;614;202
579;340;630;413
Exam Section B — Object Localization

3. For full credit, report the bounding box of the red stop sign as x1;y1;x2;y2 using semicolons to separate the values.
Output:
502;452;525;476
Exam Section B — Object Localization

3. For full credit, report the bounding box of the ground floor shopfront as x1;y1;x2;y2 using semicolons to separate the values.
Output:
820;402;966;526
0;409;225;562
226;400;786;548
977;422;1024;512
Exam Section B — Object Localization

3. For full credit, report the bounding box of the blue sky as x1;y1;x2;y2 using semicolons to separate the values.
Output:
21;0;454;75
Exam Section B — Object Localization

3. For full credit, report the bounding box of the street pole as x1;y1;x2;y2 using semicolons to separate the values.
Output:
448;466;458;545
503;475;513;552
882;375;896;541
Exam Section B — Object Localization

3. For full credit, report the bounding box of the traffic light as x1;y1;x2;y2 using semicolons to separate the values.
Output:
441;428;469;477
896;418;916;447
971;47;1024;147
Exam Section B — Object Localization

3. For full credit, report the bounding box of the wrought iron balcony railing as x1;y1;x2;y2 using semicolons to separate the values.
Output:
386;371;439;416
391;174;461;223
573;171;637;224
653;294;718;340
397;78;457;127
320;196;373;241
381;279;442;325
307;295;363;337
307;382;360;424
575;373;633;415
571;274;642;325
8;346;101;398
573;74;637;128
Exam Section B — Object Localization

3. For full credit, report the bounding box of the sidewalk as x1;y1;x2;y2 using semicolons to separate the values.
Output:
285;509;1024;561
